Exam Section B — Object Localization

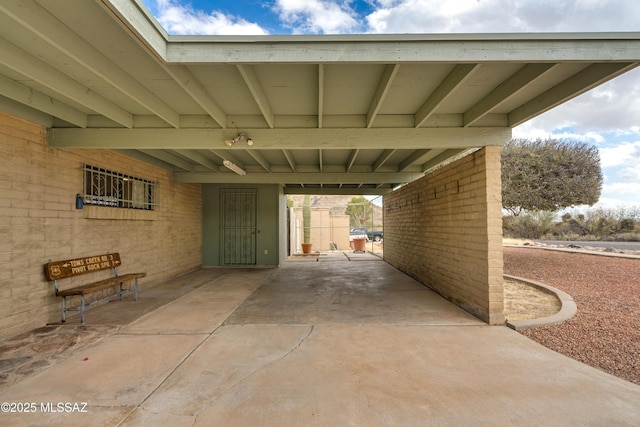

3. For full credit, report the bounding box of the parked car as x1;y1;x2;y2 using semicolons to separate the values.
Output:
349;227;368;241
349;227;384;242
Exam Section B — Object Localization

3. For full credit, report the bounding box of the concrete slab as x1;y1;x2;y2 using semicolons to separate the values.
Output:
1;260;639;426
0;333;207;426
128;324;640;426
54;268;229;326
124;270;271;334
342;250;383;261
225;259;480;326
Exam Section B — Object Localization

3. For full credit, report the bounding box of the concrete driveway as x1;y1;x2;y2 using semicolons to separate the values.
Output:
1;252;639;426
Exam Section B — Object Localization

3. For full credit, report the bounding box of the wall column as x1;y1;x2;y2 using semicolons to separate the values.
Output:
384;147;505;325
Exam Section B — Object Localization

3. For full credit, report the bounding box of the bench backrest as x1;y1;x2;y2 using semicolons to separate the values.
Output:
45;253;122;281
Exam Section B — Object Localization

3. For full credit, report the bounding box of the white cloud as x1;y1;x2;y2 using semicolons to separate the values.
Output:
151;0;268;35
274;0;360;34
618;167;640;182
365;0;640;33
513;67;640;144
601;182;640;198
599;141;640;168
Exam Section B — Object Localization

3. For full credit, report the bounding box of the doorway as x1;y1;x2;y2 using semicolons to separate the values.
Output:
221;189;257;265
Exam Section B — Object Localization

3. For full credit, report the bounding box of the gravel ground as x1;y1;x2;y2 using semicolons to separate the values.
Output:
503;247;640;385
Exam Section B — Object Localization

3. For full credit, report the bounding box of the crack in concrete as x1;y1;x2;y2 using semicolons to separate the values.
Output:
230;325;315;391
189;325;316;421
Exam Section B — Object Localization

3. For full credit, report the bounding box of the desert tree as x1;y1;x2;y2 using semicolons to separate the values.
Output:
344;196;372;228
501;138;602;216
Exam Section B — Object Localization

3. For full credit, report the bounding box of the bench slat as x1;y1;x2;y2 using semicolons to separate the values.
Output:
56;273;146;296
44;253;145;323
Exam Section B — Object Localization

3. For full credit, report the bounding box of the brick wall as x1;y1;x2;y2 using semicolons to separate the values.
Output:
0;112;202;339
383;147;504;325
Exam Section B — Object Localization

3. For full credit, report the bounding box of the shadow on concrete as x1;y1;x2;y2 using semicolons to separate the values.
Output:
1;258;639;426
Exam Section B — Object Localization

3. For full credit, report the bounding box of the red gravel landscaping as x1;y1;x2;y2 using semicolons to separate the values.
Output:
503;247;640;385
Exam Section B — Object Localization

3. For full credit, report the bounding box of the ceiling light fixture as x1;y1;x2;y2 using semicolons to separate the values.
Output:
224;132;253;147
223;160;246;176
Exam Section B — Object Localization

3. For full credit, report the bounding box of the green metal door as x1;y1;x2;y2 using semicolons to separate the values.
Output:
221;189;257;265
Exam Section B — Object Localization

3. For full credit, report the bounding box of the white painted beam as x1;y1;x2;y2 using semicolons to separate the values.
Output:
0;38;133;128
318;64;324;129
165;65;227;128
285;187;392;195
283;149;297;171
421;149;466;172
0;96;54;127
346;149;359;172
175;149;219;170
367;64;400;128
115;149;176;170
415;64;479;128
372;149;396;172
48;127;511;150
237;64;275;128
0;0;180;128
247;150;271;172
509;62;637;127
398;149;430;171
173;171;423;184
464;63;556;127
0;74;87;127
209;149;245;168
138;149;195;171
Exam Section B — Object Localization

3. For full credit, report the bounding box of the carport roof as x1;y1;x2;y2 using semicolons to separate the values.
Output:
1;0;640;194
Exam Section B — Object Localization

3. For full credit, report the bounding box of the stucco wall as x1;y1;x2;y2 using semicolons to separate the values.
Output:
383;147;504;325
291;207;351;252
0;112;202;339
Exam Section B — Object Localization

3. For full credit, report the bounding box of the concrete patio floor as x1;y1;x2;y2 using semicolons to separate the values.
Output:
1;252;639;426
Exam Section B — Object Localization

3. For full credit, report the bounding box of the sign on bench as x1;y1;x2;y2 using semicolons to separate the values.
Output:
44;253;146;323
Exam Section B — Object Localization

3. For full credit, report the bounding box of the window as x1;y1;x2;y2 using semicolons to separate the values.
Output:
82;165;157;210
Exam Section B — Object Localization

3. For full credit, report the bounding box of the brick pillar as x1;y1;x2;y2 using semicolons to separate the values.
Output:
384;147;505;325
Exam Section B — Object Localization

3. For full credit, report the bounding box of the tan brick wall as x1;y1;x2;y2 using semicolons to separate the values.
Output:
383;147;504;325
0;112;202;339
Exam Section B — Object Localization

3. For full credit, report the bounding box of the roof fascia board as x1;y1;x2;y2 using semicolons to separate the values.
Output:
99;0;168;61
97;3;640;66
167;33;640;43
165;36;640;64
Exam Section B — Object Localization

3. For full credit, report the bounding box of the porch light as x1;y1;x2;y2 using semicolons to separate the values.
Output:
224;132;253;147
223;160;246;176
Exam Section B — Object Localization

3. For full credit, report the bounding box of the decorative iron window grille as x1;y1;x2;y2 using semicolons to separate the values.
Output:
82;165;157;210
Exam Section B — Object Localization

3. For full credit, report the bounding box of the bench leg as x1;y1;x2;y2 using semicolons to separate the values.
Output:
119;282;124;301
80;295;86;324
134;278;139;301
61;296;66;323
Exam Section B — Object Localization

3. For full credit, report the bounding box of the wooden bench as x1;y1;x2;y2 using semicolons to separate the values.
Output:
44;253;146;323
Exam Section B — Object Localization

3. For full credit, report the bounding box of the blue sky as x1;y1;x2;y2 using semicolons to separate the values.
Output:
141;0;640;209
